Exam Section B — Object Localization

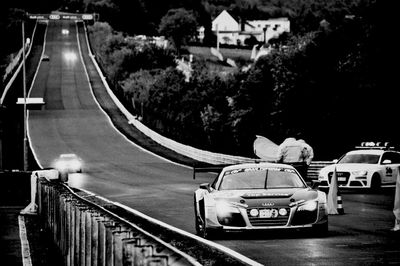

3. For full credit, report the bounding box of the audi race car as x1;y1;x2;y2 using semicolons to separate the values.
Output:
194;162;328;238
318;143;400;190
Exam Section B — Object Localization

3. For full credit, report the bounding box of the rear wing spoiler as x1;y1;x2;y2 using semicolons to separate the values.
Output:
192;165;229;179
192;159;267;179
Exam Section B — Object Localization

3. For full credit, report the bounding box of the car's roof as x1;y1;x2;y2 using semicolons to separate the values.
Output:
60;153;78;158
346;149;389;155
223;162;295;171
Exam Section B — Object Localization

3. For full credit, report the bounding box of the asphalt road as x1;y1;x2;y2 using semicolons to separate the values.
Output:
28;20;400;265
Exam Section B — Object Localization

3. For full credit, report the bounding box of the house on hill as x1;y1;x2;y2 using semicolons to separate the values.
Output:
211;10;290;46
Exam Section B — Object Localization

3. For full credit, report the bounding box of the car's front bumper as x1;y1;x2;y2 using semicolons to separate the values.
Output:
319;175;368;188
205;204;328;231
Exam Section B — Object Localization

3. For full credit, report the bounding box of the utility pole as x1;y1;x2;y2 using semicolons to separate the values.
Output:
22;18;28;171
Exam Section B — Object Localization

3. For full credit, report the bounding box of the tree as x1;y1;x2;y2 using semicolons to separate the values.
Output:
158;8;197;54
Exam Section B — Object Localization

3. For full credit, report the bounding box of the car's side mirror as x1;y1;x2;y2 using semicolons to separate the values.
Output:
311;180;321;189
332;159;338;164
199;183;211;192
382;159;392;165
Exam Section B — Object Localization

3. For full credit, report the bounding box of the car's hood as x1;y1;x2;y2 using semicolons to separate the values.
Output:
320;163;376;174
212;188;318;207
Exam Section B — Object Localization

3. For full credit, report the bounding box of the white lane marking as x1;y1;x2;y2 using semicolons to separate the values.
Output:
18;215;33;266
76;22;191;169
76;27;262;265
27;22;49;170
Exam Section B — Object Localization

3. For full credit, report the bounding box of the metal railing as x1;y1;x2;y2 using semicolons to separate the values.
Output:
37;178;201;266
307;161;334;180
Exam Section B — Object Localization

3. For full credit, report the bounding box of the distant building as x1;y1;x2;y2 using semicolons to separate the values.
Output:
211;10;290;46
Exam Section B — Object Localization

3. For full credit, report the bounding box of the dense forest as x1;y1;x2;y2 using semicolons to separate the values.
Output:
1;0;397;160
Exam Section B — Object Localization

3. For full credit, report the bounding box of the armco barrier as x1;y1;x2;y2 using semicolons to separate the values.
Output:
82;23;332;168
307;161;333;180
37;178;201;266
82;23;255;166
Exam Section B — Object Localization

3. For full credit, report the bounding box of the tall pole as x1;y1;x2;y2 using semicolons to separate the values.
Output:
22;19;28;171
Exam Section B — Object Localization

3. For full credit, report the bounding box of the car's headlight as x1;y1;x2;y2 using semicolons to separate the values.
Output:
55;161;67;170
216;201;246;227
297;201;318;212
351;170;368;176
216;201;240;216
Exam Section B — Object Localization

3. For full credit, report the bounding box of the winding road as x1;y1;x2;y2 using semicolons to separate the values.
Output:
27;20;400;265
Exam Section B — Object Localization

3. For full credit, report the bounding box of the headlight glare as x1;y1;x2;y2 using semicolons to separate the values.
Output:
297;201;318;212
352;170;368;176
216;201;240;216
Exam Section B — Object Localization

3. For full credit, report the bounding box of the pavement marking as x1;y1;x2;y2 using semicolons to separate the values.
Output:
18;215;33;266
27;21;49;170
78;22;192;170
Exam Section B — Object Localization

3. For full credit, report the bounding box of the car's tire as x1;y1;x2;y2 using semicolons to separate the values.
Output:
312;221;328;237
194;209;202;236
194;201;219;239
370;174;381;192
195;211;217;239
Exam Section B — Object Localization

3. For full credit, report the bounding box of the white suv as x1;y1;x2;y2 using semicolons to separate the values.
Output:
318;147;400;190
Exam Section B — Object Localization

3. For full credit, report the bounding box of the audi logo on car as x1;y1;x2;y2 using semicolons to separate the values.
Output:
49;14;60;20
262;202;275;207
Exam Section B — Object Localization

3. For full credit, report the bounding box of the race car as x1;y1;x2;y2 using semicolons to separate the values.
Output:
41;54;50;61
52;153;83;174
318;143;400;190
194;162;328;239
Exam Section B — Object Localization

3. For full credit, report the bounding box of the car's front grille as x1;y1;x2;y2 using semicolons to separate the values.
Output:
328;171;350;185
246;207;290;227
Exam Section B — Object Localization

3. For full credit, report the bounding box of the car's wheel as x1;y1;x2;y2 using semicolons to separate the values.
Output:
312;221;328;237
195;213;212;238
370;174;381;192
194;208;202;235
194;197;218;239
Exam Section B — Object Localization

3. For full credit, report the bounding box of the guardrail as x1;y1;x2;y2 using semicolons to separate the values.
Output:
307;161;333;180
82;23;255;166
37;178;201;266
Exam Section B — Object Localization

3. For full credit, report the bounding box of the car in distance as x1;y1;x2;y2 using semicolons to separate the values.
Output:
318;142;400;190
41;54;50;61
194;162;328;239
53;153;83;174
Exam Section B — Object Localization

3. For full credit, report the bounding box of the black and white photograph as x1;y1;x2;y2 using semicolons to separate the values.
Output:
1;0;399;265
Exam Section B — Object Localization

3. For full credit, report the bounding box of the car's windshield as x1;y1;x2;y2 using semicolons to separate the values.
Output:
218;167;305;190
338;153;380;164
